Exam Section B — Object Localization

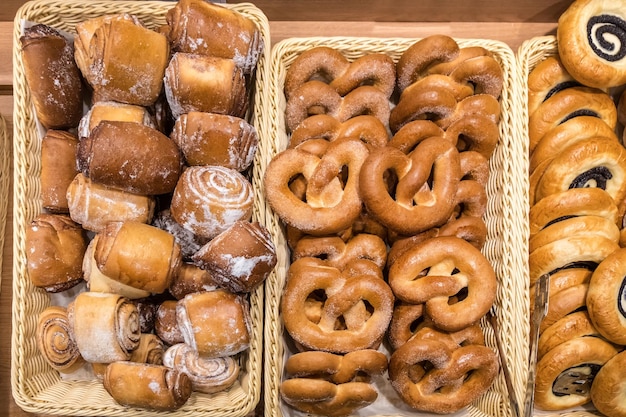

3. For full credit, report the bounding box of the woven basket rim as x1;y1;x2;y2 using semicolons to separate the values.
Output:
260;35;531;417
11;1;270;416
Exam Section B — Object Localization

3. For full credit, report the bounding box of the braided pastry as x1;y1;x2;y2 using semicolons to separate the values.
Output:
281;349;387;417
264;137;369;235
291;233;388;270
284;46;396;99
284;80;391;132
281;257;394;353
388;326;498;413
557;0;626;89
289;114;389;149
388;236;496;331
359;137;461;236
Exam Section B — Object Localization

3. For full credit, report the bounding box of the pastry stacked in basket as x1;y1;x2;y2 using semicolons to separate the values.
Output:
525;1;626;416
19;0;275;412
264;35;505;416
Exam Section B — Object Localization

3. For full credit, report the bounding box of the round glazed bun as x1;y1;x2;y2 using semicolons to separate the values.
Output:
557;0;626;88
591;350;626;417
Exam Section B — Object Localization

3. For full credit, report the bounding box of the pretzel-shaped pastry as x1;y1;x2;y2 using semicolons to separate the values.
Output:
388;236;496;331
284;46;396;99
446;114;499;159
281;380;378;417
388;326;498;413
281;257;394;353
360;137;461;235
285;80;391;132
291;233;388;270
389;119;446;154
289;114;389;149
264;137;368;235
285;349;388;383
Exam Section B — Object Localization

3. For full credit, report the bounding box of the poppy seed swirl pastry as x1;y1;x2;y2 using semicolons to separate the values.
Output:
557;0;626;89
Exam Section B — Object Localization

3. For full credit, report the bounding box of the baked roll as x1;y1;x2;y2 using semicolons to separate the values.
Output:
164;0;263;74
591;350;626;417
128;333;165;365
77;120;183;195
170;165;254;240
152;209;207;261
192;220;277;293
74;14;169;106
36;306;85;373
67;291;141;363
168;262;219;300
164;52;248;119
83;235;151;299
40;130;79;213
20;24;83;130
94;221;183;294
103;361;192;411
176;290;251;357
163;343;240;394
78;101;156;139
25;213;87;292
67;173;156;233
155;300;185;346
171;112;258;171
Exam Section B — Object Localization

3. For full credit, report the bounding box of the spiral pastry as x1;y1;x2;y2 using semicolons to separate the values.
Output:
171;165;254;240
67;292;141;363
557;0;626;88
129;334;165;365
36;306;85;373
163;343;240;394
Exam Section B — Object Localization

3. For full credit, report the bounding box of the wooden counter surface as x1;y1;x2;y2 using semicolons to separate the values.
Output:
0;10;558;416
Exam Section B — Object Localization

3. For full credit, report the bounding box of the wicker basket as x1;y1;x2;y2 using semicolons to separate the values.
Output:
11;1;270;415
260;36;530;417
0;113;8;292
517;35;612;417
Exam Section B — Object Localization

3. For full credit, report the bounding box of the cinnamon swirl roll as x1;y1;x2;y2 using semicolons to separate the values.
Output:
36;306;85;373
163;343;240;393
67;292;141;363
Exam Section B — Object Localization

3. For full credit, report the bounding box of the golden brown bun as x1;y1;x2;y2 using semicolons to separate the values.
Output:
527;55;580;118
94;221;182;294
587;247;626;345
192;220;277;293
177;290;251;357
20;24;83;129
170;165;254;240
528;215;620;254
74;14;169;106
534;336;619;411
40;130;79;213
164;0;263;74
25;213;87;292
66;292;141;363
77;120;182;195
78;101;156;139
591;350;626;417
155;300;184;346
557;0;626;89
538;311;600;360
103;361;192;411
171;112;258;171
36;306;85;373
67;173;156;233
168;262;219;300
164;53;248;119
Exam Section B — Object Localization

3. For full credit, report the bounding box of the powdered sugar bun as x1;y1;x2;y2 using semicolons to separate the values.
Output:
170;165;254;240
36;306;85;373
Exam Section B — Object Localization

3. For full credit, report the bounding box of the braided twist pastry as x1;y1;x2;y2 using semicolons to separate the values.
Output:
281;257;394;353
388;325;499;413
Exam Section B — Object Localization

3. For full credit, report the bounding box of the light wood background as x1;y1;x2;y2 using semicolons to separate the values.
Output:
1;0;567;415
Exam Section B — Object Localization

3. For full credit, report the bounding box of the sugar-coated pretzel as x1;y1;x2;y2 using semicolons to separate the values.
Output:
289;114;389;149
460;150;490;186
284;80;391;132
388;302;431;350
448;179;487;222
448;54;504;98
284;46;396;99
284;349;388;383
389;119;446;154
291;233;388;270
396;35;465;91
264;137;369;235
387;236;496;331
281;257;394;353
388;326;498;413
445;114;499;159
360;137;461;236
